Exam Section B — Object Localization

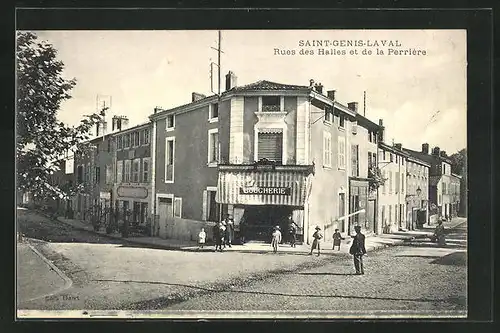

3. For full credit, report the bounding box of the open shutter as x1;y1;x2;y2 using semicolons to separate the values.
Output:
202;190;207;221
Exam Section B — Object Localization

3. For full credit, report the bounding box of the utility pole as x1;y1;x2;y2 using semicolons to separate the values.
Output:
363;91;366;117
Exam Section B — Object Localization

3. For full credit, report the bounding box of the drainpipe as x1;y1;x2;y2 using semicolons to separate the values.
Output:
305;96;312;245
150;119;157;236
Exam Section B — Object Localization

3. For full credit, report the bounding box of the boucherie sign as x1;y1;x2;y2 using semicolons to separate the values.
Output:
239;187;291;195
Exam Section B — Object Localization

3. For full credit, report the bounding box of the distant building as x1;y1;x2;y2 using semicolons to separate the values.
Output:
402;144;461;223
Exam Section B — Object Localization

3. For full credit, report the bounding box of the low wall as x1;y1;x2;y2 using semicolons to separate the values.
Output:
161;218;218;242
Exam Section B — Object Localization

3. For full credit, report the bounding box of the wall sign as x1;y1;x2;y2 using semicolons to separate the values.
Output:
117;186;148;199
239;187;291;195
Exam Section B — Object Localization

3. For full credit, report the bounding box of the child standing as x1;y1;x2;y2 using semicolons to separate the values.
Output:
309;226;323;256
198;228;206;249
271;226;282;253
332;228;345;251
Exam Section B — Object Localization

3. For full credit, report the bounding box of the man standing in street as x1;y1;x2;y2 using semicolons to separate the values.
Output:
349;225;367;275
287;214;299;248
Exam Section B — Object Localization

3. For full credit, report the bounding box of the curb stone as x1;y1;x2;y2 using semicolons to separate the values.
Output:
21;242;73;303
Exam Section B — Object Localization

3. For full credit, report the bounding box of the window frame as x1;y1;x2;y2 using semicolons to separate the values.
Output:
143;128;150;145
166;114;175;132
165;136;175;183
142;158;150;183
323;130;332;168
132;158;140;183
338;136;346;170
174;197;182;218
207;128;220;167
124;160;131;183
209;103;219;123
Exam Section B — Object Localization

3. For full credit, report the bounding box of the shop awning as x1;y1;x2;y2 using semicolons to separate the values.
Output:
216;165;314;206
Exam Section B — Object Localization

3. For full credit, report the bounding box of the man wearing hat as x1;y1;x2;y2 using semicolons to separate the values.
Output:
309;226;323;256
349;225;367;274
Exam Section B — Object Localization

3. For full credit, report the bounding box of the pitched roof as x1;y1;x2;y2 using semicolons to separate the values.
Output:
228;80;312;92
402;147;453;164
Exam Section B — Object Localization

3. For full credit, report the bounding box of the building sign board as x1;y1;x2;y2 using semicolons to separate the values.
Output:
99;191;111;200
117;186;148;199
239;187;291;195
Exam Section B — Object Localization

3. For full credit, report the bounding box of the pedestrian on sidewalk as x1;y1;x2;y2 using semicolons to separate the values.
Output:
198;228;206;249
433;220;446;247
213;223;224;252
287;214;299;248
271;226;282;253
332;229;345;251
225;215;234;248
349;226;367;275
309;226;323;256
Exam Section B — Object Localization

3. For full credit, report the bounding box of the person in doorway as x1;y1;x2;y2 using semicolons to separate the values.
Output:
349;225;367;275
225;215;235;248
332;229;345;251
433;220;446;246
287;215;299;248
271;226;282;253
309;226;323;256
198;228;206;249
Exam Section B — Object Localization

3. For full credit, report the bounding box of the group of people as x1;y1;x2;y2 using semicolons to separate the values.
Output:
197;214;235;252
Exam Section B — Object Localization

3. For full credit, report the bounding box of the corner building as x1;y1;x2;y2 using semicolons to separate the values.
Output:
151;73;382;244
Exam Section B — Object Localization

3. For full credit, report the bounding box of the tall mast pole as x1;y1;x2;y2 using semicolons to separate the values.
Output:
218;30;221;96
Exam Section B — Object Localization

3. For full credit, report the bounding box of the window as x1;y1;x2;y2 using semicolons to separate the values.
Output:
368;152;372;169
124;160;131;182
323;131;332;167
143;129;150;145
116;161;123;183
77;165;84;183
166;115;175;130
402;158;404;165
208;129;220;165
124;134;130;148
401;173;405;193
261;96;281;112
339;115;345;128
352;121;358;135
94;166;100;184
257;131;283;163
351;144;359;177
209;103;219;121
105;164;113;184
165;137;175;182
395;171;400;193
443;164;446;174
442;183;447;195
140;202;148;224
338;136;346;169
117;136;123;150
107;139;112;152
132;159;140;182
174;197;182;218
142;158;150;182
206;190;219;222
388;171;392;193
383;151;387;161
134;131;140;147
324;106;333;123
382;171;386;194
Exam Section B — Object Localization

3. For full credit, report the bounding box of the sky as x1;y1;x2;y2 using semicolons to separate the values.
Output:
33;29;467;154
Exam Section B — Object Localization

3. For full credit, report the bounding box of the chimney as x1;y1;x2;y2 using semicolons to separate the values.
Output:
347;102;359;113
314;83;324;94
394;143;402;150
225;71;237;91
432;146;441;156
440;151;447;158
192;92;206;102
309;79;315;87
378;119;385;142
327;90;336;100
112;116;129;131
422;143;429;154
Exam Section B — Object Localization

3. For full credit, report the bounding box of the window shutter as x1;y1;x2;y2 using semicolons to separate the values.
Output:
257;132;283;163
202;190;208;221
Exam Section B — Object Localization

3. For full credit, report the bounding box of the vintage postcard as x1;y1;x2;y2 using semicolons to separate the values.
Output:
16;28;467;319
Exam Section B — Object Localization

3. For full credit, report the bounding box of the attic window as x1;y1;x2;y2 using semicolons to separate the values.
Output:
262;96;281;112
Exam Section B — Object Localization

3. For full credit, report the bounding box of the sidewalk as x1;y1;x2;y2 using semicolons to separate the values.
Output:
53;215;468;256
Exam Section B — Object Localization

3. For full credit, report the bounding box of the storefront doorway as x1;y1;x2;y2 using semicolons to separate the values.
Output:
240;205;294;242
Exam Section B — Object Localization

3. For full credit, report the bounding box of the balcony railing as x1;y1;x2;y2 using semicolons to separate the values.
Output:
262;105;281;112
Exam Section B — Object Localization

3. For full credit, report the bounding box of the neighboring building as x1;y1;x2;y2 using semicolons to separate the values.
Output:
377;141;409;233
111;121;153;230
403;145;430;229
150;72;382;243
402;144;461;223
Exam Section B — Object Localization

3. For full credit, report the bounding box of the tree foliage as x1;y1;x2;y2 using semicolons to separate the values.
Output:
368;166;386;193
449;148;467;175
16;32;101;200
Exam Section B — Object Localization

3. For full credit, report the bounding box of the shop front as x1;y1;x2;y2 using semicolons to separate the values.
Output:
113;184;153;231
216;162;314;242
348;178;372;235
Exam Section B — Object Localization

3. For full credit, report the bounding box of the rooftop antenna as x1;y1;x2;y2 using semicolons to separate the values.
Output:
210;30;224;96
96;94;112;138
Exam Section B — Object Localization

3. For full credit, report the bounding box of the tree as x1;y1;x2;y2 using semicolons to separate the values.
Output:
368;166;386;193
449;148;466;175
16;32;101;201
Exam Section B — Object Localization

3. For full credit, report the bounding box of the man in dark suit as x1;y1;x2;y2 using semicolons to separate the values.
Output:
349;225;367;275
